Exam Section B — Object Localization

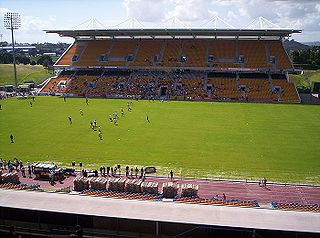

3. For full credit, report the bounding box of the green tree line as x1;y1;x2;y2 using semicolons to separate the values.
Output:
290;47;320;69
0;51;53;67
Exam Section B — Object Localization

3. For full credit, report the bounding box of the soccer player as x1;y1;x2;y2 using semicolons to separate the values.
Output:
98;131;103;140
80;109;84;116
109;114;113;122
85;97;89;105
10;134;14;143
29;101;33;107
121;108;125;117
63;96;66;102
68;116;72;124
146;114;150;123
0;104;2;110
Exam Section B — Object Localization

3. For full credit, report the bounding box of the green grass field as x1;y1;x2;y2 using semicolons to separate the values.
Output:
0;64;54;86
0;97;319;184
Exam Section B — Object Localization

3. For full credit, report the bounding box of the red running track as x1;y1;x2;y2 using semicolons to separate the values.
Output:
12;170;320;205
146;176;320;205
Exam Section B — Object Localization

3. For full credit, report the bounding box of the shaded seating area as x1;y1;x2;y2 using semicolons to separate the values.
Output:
0;183;39;190
272;202;320;212
80;189;163;201
174;197;259;208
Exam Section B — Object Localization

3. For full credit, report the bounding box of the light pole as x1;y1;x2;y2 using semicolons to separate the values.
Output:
0;33;3;49
4;12;21;88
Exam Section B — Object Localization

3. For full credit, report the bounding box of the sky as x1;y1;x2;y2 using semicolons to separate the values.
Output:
0;0;319;44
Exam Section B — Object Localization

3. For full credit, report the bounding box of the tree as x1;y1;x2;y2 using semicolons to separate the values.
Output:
37;55;53;67
290;46;320;69
0;51;13;64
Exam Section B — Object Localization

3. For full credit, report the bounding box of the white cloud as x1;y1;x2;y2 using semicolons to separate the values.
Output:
0;7;61;43
122;0;320;41
123;0;169;22
1;1;320;43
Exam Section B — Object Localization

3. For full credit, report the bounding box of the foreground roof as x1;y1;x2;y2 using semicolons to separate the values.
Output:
45;28;301;39
1;189;319;233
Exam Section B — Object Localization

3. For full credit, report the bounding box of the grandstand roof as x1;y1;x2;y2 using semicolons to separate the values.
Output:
45;28;301;39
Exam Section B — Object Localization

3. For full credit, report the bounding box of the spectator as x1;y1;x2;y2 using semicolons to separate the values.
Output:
140;167;144;179
28;166;32;178
125;166;129;177
8;225;20;238
49;170;55;185
135;167;139;178
21;166;26;177
14;159;19;171
170;170;174;181
75;225;83;238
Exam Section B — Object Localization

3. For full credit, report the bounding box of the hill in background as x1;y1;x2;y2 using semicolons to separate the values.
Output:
283;39;310;51
302;41;320;47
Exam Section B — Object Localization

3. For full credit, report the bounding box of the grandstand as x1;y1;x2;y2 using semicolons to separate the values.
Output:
43;28;301;103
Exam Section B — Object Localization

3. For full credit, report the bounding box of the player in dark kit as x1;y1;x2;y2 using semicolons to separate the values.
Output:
68;116;72;124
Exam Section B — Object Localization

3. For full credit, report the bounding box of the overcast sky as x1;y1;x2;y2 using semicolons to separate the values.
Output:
0;0;319;43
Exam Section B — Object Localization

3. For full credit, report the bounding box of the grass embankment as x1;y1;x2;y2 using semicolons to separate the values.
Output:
289;69;320;88
0;64;54;86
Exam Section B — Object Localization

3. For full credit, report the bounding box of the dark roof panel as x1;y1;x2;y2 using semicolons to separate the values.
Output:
45;28;302;38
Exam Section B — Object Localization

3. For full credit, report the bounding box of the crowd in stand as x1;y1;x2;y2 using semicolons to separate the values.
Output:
40;70;299;102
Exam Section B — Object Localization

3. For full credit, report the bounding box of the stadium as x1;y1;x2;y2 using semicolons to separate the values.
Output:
0;13;320;238
42;27;301;103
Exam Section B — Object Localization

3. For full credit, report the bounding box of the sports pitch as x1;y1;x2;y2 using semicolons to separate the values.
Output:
0;97;319;184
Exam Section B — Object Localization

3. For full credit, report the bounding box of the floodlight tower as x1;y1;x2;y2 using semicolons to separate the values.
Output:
4;12;21;88
0;33;3;50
